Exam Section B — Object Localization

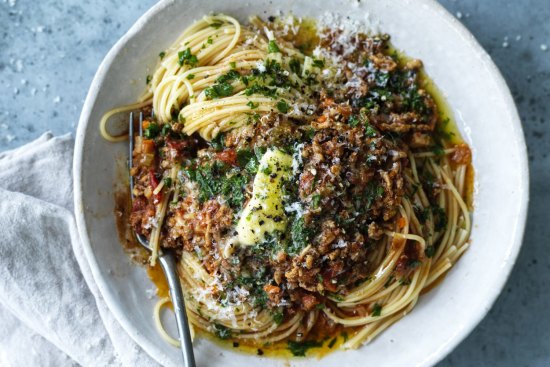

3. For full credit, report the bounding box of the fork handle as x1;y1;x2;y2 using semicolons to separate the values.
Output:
159;251;197;367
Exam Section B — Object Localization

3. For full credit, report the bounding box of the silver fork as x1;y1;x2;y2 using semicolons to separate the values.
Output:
129;112;196;367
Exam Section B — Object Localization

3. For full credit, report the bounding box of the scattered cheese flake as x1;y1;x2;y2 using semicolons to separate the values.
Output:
14;59;23;72
256;61;266;73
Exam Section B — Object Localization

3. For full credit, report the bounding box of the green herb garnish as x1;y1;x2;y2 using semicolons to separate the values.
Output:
213;324;232;339
348;115;360;127
289;216;311;254
144;122;160;138
425;245;435;258
289;58;301;74
365;123;378;137
247;101;259;109
272;310;284;325
276;99;289;113
178;48;198;67
372;303;382;317
365;181;384;208
205;83;234;99
287;340;322;357
268;40;280;53
209;21;224;29
311;194;321;208
312;58;325;68
211;134;225;151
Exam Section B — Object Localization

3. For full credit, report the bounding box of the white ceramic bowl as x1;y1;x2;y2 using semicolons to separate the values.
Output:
73;0;529;366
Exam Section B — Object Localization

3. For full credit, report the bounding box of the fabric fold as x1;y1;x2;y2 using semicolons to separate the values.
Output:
0;133;159;367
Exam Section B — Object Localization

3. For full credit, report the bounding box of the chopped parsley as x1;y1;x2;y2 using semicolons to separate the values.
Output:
204;70;241;99
312;58;325;68
276;99;290;113
341;331;349;342
210;133;225;151
365;123;378;137
311;194;321;208
260;165;272;175
433;144;445;156
161;124;171;136
178;48;198;67
253;289;268;308
267;40;280;53
425;245;436;258
288;216;311;255
145;75;152;85
182;161;248;208
227;271;271;309
247;101;259;109
213;324;232;339
236;146;265;174
399;277;412;286
158;51;166;60
305;127;316;140
432;205;448;231
209;21;224;29
365;181;385;208
384;275;395;288
244;84;278;98
348;115;360;127
372;303;382;316
435;117;455;141
272;310;284;325
236;149;255;167
186;74;195;80
163;177;172;187
402;86;428;115
217;69;241;84
289;58;301;74
144;122;160;138
287;340;322;357
205;82;234;99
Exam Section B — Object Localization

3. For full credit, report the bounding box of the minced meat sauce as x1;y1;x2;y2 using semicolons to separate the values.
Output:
128;22;467;338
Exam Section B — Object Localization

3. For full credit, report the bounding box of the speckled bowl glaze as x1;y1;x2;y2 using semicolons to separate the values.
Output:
73;0;529;366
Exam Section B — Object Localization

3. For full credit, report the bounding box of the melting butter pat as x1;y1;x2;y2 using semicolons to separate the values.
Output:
237;148;292;246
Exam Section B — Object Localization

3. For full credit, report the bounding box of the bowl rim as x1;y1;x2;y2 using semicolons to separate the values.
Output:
73;0;529;366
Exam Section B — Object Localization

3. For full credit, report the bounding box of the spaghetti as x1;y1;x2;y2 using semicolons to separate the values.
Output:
102;14;473;357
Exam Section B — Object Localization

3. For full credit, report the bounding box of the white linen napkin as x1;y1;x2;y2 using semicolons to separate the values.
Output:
0;133;160;367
